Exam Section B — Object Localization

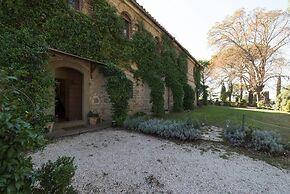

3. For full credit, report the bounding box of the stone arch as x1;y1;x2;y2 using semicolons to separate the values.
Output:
50;56;90;128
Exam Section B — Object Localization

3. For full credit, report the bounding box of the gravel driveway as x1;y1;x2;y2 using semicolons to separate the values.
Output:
31;129;290;194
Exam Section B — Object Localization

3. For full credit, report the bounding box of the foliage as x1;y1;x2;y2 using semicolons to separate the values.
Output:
161;35;185;112
227;82;233;101
131;25;195;115
164;105;290;143
197;60;210;106
0;0;67;29
224;126;285;154
224;127;247;146
286;100;290;112
275;86;290;112
103;64;133;125
124;118;202;140
130;25;165;116
0;27;52;193
220;83;227;102
183;84;194;110
257;100;266;109
0;0;129;191
90;0;130;64
208;9;290;101
251;130;284;153
123;117;147;130
43;11;101;60
33;157;77;194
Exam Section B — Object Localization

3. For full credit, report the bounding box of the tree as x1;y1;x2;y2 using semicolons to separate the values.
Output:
197;60;210;105
220;83;227;102
208;9;290;102
227;82;233;102
275;86;290;111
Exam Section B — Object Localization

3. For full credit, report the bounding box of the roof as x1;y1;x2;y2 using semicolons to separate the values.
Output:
48;48;106;66
129;0;200;65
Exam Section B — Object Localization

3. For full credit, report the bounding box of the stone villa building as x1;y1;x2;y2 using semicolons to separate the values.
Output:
51;0;199;130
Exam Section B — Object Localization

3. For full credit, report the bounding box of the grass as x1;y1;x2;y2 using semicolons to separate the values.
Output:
164;105;290;143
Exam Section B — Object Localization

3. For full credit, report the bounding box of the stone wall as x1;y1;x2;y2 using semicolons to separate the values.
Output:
89;68;112;121
50;0;199;129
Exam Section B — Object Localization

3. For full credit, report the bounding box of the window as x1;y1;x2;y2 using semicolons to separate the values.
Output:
68;0;80;10
121;12;132;38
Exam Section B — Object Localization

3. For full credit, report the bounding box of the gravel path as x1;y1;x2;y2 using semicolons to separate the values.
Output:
31;129;290;194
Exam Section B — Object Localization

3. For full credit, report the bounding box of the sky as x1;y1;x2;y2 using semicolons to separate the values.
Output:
136;0;288;60
136;0;289;99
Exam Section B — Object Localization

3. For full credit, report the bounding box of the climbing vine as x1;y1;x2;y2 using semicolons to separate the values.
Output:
102;64;133;126
0;1;133;191
131;25;195;114
131;25;165;116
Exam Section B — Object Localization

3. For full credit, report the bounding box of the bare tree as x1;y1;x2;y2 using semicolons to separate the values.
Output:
208;9;290;103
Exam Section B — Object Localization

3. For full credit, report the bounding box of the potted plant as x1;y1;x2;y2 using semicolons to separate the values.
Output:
88;111;100;126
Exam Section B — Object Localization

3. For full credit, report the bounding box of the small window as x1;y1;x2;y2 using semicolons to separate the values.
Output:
68;0;80;10
122;12;132;38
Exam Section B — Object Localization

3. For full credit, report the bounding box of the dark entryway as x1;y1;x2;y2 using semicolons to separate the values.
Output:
55;67;83;122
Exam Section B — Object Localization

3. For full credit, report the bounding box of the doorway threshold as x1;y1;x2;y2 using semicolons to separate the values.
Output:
47;122;112;139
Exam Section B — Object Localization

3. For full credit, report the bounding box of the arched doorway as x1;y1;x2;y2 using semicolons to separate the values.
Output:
55;67;83;122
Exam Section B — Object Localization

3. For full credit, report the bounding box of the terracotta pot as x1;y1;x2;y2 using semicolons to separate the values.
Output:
89;117;98;126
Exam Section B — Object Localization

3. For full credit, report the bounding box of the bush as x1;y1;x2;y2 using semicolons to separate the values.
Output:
133;112;147;117
285;99;290;112
0;28;52;193
223;101;231;107
183;84;194;110
250;131;284;154
214;100;221;106
124;118;202;140
238;99;247;108
224;127;246;146
257;100;265;109
224;127;285;154
33;157;77;194
123;117;147;130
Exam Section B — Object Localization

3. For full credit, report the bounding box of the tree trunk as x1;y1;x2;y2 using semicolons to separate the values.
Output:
255;85;264;102
239;76;243;102
248;90;254;106
276;76;281;97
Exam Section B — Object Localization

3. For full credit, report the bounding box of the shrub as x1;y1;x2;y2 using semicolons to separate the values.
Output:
33;157;77;194
250;130;284;154
123;117;147;130
223;101;231;107
133;112;147;117
257;100;265;109
214;100;221;106
183;84;194;110
0;28;52;193
124;118;202;140
224;126;285;154
238;99;247;108
285;99;290;112
224;127;246;146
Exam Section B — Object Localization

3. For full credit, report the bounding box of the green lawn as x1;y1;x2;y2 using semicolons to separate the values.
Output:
164;105;290;143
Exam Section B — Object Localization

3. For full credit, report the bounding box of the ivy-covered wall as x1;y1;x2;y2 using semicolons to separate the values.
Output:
1;0;198;125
